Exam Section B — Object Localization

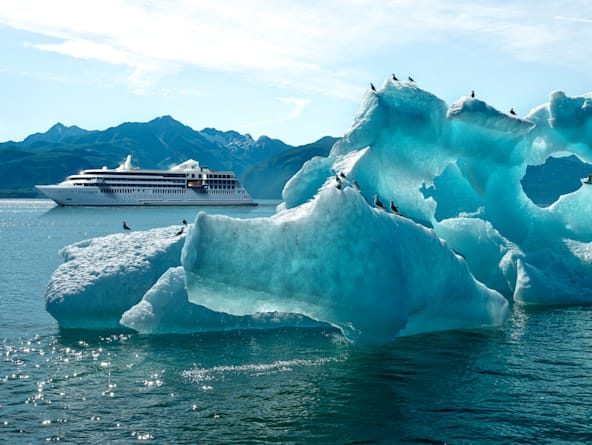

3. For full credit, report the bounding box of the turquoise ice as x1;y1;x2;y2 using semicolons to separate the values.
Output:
46;79;592;343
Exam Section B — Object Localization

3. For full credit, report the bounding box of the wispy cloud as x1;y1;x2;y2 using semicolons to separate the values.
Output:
245;97;312;130
2;0;592;96
555;15;592;25
33;39;132;65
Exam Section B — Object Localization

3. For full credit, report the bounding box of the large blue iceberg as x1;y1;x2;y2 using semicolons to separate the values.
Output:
44;79;592;343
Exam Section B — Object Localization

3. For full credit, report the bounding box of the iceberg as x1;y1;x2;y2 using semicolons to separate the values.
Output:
289;80;592;306
45;226;186;329
178;187;507;343
45;78;592;342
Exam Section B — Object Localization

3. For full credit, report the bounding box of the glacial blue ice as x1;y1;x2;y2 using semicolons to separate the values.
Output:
178;187;507;342
120;266;332;334
282;80;592;307
45;79;592;342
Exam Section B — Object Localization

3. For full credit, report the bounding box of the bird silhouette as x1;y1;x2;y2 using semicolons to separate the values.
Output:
370;82;377;92
182;219;187;226
122;221;131;231
471;90;475;98
390;201;400;214
352;180;361;192
392;73;399;81
175;226;184;236
408;76;415;82
373;194;385;209
509;108;517;116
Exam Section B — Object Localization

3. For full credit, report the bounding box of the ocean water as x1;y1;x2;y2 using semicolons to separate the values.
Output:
1;200;592;444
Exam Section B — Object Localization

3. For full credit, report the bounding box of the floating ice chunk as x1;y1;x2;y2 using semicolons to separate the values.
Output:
182;187;508;343
45;226;186;329
120;267;332;334
44;80;592;336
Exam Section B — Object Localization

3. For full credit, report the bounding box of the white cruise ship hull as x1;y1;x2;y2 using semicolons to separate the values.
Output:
35;155;257;206
36;185;257;206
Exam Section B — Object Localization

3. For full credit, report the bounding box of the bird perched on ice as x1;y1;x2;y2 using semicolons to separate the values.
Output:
352;180;361;192
335;174;343;190
390;201;400;214
182;219;187;226
175;226;184;236
373;194;385;210
339;172;347;180
509;108;517;116
370;82;377;92
122;221;131;231
471;90;475;98
408;76;415;82
392;73;399;81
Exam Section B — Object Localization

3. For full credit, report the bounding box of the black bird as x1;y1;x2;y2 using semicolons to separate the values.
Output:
471;90;475;98
392;73;398;81
336;182;342;191
370;82;377;92
175;226;184;236
335;174;342;183
373;194;385;209
509;108;517;116
408;76;414;82
182;219;187;226
339;172;347;180
390;201;400;214
123;221;131;231
352;180;361;192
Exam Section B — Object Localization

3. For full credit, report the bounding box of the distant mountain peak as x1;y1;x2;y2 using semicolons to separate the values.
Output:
49;122;66;132
22;122;88;146
151;115;178;123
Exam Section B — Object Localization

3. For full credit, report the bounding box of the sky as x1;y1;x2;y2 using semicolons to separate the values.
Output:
1;0;592;146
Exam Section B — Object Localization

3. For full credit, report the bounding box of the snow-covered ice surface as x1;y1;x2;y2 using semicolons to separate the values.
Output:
46;79;592;343
45;226;186;329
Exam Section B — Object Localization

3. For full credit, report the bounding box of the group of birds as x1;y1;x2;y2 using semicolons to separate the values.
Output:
373;194;400;215
370;74;414;92
335;171;360;192
372;81;518;116
122;219;187;236
334;172;401;216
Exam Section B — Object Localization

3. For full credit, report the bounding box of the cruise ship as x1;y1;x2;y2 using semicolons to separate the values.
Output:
35;155;256;206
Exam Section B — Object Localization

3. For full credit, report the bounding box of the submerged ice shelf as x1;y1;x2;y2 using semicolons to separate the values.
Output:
44;79;592;343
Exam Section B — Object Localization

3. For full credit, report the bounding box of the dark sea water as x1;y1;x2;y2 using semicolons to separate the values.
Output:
1;199;592;444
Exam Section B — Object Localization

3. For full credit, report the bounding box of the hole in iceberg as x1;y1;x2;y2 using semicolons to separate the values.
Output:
521;155;592;207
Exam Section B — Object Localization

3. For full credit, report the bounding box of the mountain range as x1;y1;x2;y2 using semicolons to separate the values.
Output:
1;115;588;204
0;116;338;198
